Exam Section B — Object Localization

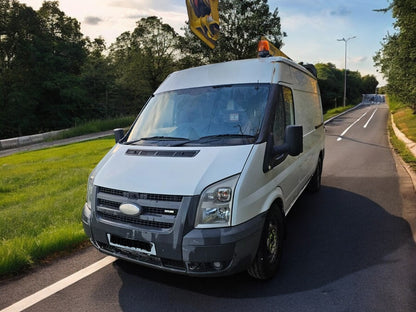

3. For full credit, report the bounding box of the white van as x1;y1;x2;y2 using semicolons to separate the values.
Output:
82;55;325;280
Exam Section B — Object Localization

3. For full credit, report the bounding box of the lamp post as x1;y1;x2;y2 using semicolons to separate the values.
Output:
337;36;356;107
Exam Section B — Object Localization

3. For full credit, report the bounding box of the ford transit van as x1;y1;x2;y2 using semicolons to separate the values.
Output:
82;55;325;280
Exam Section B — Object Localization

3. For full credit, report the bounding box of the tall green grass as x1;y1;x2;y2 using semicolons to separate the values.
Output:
387;95;416;142
387;94;407;113
323;105;354;121
52;116;135;140
0;138;114;276
389;121;416;172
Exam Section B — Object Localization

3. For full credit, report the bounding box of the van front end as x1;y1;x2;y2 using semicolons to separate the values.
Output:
82;183;265;276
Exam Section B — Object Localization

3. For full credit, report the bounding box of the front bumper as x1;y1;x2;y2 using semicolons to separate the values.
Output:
82;202;265;276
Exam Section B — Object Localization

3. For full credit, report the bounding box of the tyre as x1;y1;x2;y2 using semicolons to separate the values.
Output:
307;157;322;193
248;207;284;280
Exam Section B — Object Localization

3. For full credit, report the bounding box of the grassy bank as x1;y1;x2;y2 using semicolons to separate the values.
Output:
391;109;416;143
52;115;135;141
387;96;416;172
0;138;114;277
388;120;416;172
323;105;355;121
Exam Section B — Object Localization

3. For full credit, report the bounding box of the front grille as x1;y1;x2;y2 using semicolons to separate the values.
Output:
99;187;124;197
95;186;183;230
99;186;182;202
98;212;173;229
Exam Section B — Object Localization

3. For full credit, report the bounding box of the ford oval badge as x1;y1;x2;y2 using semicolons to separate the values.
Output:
119;203;142;216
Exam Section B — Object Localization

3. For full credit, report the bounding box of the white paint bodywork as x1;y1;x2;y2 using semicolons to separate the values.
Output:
94;144;253;196
93;57;324;227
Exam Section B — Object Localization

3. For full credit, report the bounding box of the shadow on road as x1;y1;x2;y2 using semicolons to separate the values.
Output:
113;186;416;309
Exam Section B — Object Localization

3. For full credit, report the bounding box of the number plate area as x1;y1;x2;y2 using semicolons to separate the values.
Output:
107;234;156;256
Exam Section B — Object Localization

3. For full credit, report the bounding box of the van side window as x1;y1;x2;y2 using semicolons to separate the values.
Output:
272;86;295;146
283;86;295;125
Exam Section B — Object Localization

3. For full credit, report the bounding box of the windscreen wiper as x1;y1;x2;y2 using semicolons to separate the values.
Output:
125;136;190;145
172;134;256;146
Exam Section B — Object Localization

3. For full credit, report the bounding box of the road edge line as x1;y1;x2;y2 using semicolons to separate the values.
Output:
0;256;116;312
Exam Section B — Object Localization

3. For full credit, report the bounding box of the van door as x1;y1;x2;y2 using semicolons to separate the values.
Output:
264;85;302;211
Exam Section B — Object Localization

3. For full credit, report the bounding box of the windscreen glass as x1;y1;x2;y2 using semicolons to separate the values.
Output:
126;84;270;146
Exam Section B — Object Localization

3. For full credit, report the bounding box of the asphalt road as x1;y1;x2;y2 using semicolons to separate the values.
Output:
1;102;415;312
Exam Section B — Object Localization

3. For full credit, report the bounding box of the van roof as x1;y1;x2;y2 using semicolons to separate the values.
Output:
155;57;316;94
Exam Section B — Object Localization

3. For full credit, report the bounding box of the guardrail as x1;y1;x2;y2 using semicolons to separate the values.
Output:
0;129;67;150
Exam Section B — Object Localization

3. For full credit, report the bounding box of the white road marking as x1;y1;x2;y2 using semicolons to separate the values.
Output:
363;108;378;128
337;111;369;141
1;256;116;312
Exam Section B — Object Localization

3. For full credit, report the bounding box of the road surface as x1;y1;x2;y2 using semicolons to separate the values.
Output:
1;102;415;311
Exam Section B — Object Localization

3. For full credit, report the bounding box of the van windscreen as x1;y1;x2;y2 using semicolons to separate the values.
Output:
126;84;270;146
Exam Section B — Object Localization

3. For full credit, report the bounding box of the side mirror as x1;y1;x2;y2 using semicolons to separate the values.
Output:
114;128;124;143
263;125;303;172
285;125;303;156
274;125;303;156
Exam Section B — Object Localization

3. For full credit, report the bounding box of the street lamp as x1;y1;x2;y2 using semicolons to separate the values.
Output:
337;36;356;107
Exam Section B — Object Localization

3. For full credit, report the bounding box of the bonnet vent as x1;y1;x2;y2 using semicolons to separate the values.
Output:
126;149;200;158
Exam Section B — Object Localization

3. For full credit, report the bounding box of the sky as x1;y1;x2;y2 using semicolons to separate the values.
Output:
19;0;395;86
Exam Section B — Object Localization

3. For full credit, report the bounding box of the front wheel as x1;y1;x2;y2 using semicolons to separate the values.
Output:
248;207;284;280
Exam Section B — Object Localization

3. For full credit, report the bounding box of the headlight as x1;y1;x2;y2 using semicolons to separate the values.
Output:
86;170;95;210
195;175;239;228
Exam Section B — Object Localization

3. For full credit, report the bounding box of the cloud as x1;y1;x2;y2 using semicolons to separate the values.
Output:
330;6;351;16
109;0;148;9
351;56;368;64
84;16;103;25
126;13;148;20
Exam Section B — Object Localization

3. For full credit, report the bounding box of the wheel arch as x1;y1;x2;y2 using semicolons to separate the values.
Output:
269;197;286;238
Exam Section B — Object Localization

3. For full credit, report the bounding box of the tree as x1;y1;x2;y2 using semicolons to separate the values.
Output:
374;0;416;112
315;63;343;111
361;75;379;94
180;0;285;64
36;1;87;129
0;0;43;137
316;63;378;111
80;38;116;118
108;16;180;112
0;0;88;138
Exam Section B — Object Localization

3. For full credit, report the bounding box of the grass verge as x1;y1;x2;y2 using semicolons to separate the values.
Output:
392;108;416;142
323;105;355;121
0;138;114;277
387;96;416;142
388;120;416;172
387;95;416;173
51;116;135;140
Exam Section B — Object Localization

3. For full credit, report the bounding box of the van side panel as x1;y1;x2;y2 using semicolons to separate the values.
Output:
234;63;324;225
232;143;288;225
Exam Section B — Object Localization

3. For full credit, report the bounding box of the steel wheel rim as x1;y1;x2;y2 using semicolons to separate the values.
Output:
266;222;278;263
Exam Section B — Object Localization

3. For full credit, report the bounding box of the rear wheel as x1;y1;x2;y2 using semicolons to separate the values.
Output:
248;207;284;280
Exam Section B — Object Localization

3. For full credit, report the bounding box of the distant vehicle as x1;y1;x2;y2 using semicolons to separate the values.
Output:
82;42;325;280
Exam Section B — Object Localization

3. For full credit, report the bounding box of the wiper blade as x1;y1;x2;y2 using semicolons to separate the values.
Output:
125;136;189;145
141;136;189;141
199;134;255;140
172;134;256;146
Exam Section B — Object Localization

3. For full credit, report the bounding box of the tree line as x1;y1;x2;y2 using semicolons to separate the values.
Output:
374;0;416;112
0;0;378;139
316;63;378;110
